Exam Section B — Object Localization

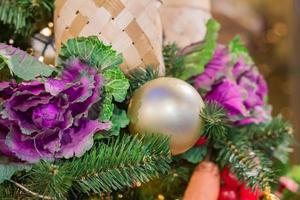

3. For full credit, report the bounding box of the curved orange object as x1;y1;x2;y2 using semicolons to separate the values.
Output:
183;161;220;200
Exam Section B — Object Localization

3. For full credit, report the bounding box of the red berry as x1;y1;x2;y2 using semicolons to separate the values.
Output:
221;167;240;189
218;186;238;200
196;136;207;145
239;184;260;200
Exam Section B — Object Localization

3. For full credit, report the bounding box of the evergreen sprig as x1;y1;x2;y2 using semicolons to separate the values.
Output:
202;102;275;190
128;65;159;92
0;0;53;36
163;43;184;78
201;101;229;141
16;134;171;199
216;135;274;190
247;116;293;163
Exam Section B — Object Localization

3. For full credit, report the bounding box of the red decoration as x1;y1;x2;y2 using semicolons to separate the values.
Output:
221;167;240;189
218;186;238;200
196;136;207;145
239;184;260;200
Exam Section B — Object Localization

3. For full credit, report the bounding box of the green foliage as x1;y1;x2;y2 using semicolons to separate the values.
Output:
0;0;53;36
0;163;30;184
180;145;208;164
12;134;171;199
24;162;73;199
228;36;253;64
287;165;300;184
201;103;275;190
201;101;229;141
163;43;184;78
216;135;274;190
128;66;159;92
100;67;130;121
103;67;129;102
246;116;293;163
58;36;123;72
99;95;114;122
108;107;130;136
0;181;22;200
179;19;220;80
0;43;54;80
0;54;7;70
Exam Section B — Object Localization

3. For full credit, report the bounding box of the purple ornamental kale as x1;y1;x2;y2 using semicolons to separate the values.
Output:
193;48;270;125
193;45;231;91
0;59;110;163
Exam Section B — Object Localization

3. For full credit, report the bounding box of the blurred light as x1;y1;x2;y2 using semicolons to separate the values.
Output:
8;39;14;44
273;22;288;37
136;181;141;187
40;27;52;37
48;22;54;28
158;194;165;200
266;30;280;44
38;56;44;62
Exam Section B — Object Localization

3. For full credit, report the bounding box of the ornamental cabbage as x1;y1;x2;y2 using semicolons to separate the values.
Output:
0;59;110;163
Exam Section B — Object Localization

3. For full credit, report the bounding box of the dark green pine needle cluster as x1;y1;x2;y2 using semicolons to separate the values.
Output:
0;0;54;48
163;43;184;78
201;102;293;191
216;138;274;190
200;102;229;140
2;134;171;200
128;65;159;92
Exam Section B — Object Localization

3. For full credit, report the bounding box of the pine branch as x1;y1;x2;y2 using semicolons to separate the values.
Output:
0;1;31;34
23;162;72;199
246;116;293;163
0;181;20;199
202;102;276;191
215;135;274;190
10;180;54;200
128;65;159;91
0;0;53;36
201;101;229;141
163;43;184;78
72;134;171;195
19;134;171;199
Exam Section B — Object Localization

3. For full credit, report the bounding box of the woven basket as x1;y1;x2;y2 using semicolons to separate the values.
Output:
54;0;165;75
160;0;211;48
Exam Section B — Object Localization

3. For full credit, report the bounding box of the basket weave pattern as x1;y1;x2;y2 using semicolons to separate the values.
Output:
55;0;164;74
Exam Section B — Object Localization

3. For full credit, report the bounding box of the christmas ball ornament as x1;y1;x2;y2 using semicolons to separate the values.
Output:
128;77;204;155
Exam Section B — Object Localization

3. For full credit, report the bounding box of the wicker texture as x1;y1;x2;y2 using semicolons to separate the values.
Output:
160;0;211;48
54;0;165;75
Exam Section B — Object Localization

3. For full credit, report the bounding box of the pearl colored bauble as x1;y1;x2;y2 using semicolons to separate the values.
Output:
128;77;205;155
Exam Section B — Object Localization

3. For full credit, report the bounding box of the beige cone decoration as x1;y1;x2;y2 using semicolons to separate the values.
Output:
160;0;211;48
54;0;165;75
